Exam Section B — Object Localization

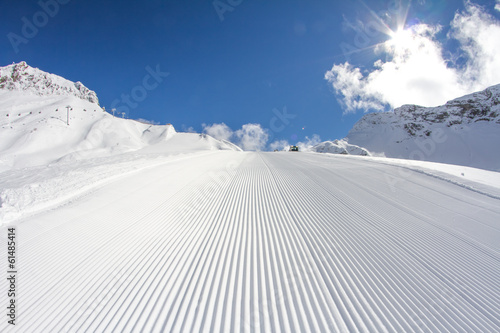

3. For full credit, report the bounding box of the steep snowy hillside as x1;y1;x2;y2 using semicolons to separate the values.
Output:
311;139;370;156
0;61;98;103
346;84;500;171
0;63;240;172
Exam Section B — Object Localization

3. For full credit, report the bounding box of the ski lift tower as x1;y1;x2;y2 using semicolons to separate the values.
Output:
65;105;72;125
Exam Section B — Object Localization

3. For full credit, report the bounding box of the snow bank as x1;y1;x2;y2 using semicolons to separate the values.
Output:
0;149;231;224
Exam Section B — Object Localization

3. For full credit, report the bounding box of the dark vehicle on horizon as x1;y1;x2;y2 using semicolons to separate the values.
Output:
289;145;299;152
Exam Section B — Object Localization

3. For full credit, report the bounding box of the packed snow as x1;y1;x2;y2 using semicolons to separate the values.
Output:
1;151;499;332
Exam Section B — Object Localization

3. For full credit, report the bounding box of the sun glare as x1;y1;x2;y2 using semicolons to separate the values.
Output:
388;28;413;49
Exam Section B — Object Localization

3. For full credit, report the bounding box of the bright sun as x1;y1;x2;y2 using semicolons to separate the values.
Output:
388;28;413;49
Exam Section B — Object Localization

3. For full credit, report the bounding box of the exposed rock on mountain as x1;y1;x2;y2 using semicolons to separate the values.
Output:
312;139;370;156
346;84;500;171
0;61;99;103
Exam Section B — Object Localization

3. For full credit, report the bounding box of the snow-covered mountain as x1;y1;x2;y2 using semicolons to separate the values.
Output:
0;62;240;172
311;139;370;156
346;84;500;171
0;61;98;103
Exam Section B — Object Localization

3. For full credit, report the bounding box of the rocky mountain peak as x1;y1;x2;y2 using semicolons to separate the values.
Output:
0;61;99;104
356;84;500;138
345;84;500;171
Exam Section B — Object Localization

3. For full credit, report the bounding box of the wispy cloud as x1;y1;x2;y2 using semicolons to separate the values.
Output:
326;1;500;114
203;122;269;151
297;134;322;152
181;125;196;133
235;124;269;151
202;122;233;141
136;118;160;125
269;139;290;151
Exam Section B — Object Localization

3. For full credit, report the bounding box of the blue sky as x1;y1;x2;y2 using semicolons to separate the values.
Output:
1;0;499;149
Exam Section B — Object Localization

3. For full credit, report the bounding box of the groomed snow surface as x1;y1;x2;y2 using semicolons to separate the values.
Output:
1;151;499;332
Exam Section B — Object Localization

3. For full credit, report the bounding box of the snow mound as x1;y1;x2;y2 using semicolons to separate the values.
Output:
347;84;500;171
312;139;370;156
0;90;179;171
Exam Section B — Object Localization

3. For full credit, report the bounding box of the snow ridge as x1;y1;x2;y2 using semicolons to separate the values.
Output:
0;61;99;104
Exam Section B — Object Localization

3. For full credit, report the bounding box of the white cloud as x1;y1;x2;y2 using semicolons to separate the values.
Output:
326;1;500;114
269;139;290;151
203;122;270;151
202;122;233;141
449;1;500;89
235;124;269;151
181;125;196;133
136;118;160;125
496;0;500;12
297;134;322;152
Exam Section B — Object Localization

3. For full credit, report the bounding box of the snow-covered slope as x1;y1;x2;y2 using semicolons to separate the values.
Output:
1;62;499;331
311;139;370;156
1;152;499;332
346;84;500;171
0;62;240;172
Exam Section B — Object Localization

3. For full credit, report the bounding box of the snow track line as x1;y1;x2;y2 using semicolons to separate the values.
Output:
372;159;500;200
21;153;240;331
268;153;500;331
317;153;500;201
311;159;500;263
1;151;499;332
264;157;420;331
